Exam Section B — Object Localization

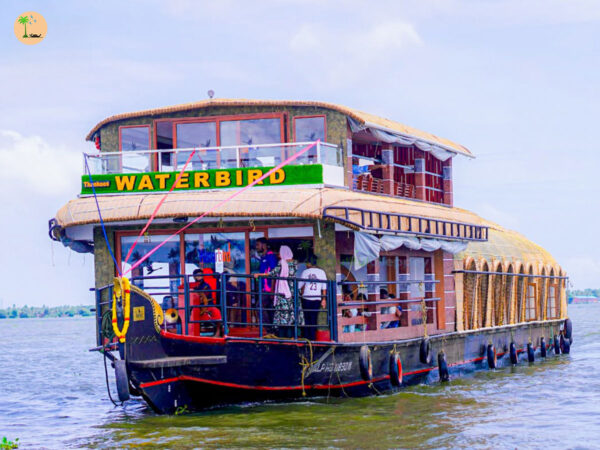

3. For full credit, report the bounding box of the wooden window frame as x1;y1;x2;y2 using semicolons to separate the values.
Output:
547;283;559;319
525;282;537;321
114;223;314;277
292;114;327;143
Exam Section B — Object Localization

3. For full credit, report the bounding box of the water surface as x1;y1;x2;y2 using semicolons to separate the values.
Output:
1;305;597;448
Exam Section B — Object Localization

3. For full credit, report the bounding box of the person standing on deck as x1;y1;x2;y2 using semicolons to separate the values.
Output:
298;254;327;340
257;245;304;338
254;238;278;329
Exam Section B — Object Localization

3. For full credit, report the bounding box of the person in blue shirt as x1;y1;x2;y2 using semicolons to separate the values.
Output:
254;238;278;330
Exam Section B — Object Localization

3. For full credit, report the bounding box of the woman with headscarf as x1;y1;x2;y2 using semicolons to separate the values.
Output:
261;245;304;338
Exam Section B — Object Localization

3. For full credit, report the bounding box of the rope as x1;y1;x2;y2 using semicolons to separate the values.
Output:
298;339;315;397
123;148;197;265
123;140;320;277
103;350;121;407
84;156;121;277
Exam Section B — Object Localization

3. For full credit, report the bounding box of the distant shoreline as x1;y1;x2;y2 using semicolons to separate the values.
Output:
0;305;94;319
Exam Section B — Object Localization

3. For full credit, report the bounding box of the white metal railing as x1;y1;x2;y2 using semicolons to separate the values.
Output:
84;141;342;175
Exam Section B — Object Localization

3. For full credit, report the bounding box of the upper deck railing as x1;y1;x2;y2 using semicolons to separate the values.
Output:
84;141;342;175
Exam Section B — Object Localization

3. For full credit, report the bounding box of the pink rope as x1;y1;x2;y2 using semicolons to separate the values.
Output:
123;140;319;276
123;149;197;265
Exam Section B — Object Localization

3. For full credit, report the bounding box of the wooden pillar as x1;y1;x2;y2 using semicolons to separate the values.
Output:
414;149;427;201
366;259;380;330
434;250;446;330
443;158;453;206
345;125;354;189
381;144;394;195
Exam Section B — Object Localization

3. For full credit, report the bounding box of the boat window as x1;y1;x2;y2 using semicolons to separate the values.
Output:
525;283;537;320
156;121;174;169
220;118;282;168
547;284;558;318
120;234;181;303
408;257;425;299
184;232;247;276
120;126;150;151
175;122;218;169
294;116;326;142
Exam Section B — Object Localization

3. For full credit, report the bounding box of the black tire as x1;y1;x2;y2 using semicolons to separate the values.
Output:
554;335;560;354
438;351;450;382
560;335;571;354
389;352;403;386
420;338;432;365
540;337;547;358
509;342;518;365
359;345;373;381
115;359;130;402
564;318;573;344
487;344;496;369
527;343;535;362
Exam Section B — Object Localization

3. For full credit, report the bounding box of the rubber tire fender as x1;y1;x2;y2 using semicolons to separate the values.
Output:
564;318;573;344
389;352;403;386
438;351;450;382
359;345;373;381
527;343;535;362
114;359;130;402
509;342;518;365
560;335;571;354
540;337;547;358
487;344;496;369
419;338;432;365
554;335;561;354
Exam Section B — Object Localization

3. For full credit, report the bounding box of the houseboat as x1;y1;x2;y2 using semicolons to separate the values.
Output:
49;99;572;414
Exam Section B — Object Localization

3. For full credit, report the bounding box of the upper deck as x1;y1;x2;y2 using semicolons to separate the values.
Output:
82;99;473;206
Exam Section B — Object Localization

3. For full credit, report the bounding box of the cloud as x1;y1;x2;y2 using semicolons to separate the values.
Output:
289;20;423;89
0;130;81;197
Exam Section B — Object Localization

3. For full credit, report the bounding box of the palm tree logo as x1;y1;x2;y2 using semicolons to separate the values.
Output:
18;15;29;38
14;12;46;45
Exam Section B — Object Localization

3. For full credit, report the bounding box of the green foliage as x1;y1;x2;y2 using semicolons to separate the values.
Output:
0;305;94;319
1;436;19;449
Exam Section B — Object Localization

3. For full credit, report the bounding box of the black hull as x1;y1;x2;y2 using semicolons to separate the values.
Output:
125;313;563;414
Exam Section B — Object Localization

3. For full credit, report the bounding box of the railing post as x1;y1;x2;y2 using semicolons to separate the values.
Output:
236;146;241;168
220;272;228;336
316;140;322;164
258;277;263;338
184;276;190;335
329;280;338;342
293;278;299;340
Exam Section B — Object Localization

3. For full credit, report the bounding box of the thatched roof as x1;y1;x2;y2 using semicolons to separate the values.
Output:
55;187;560;270
85;98;472;158
56;187;483;228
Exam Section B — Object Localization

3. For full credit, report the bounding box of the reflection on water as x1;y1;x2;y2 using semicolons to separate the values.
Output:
1;305;598;449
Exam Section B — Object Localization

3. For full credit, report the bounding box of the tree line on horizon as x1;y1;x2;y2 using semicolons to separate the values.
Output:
0;304;94;319
567;288;600;298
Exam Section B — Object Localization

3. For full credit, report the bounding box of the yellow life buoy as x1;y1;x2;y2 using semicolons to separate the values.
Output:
112;277;131;343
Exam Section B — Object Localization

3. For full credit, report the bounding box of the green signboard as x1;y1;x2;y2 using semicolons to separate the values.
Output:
81;164;323;195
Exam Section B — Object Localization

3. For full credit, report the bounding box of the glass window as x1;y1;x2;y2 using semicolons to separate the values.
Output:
526;283;536;320
409;257;425;299
120;126;150;151
120;235;181;302
220;118;282;168
176;122;218;169
156;121;174;170
184;232;247;276
547;284;557;318
295;116;325;142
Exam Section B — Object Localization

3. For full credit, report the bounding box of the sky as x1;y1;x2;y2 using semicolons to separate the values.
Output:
1;0;599;307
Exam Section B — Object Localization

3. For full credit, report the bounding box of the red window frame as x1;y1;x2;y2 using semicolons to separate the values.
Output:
292;114;327;142
118;125;152;151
